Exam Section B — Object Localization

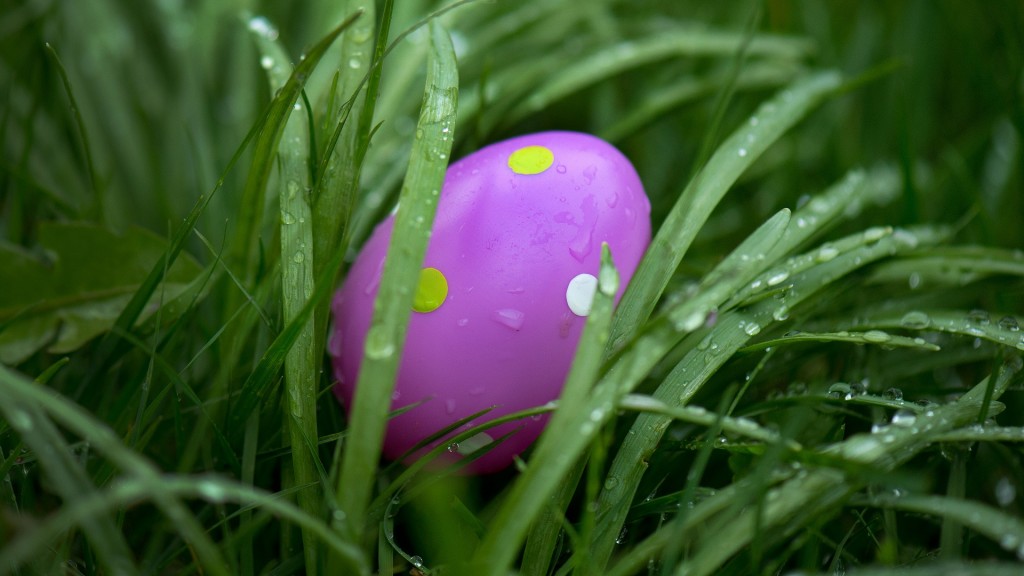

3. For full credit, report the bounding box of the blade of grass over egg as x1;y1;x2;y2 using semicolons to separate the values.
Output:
608;71;843;352
251;28;324;573
472;246;619;576
517;209;791;574
333;19;457;547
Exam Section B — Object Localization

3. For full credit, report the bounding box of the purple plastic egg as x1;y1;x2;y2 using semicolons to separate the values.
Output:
329;131;651;473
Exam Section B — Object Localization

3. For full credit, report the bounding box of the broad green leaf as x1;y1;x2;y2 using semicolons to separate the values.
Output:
0;222;202;364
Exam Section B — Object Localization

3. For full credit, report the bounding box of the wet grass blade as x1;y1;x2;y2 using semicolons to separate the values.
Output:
608;71;843;352
472;245;619;575
0;364;230;576
333;19;458;546
589;225;944;567
250;25;324;572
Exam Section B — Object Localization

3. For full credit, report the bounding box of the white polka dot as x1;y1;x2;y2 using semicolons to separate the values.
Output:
566;273;598;317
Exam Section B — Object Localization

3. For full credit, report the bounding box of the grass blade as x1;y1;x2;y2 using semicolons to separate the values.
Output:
333;18;458;545
472;246;620;574
608;71;843;352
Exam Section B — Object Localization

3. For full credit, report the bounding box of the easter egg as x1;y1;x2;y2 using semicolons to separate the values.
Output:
329;131;651;473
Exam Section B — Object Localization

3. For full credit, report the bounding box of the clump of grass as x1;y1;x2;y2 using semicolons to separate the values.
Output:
1;1;1023;575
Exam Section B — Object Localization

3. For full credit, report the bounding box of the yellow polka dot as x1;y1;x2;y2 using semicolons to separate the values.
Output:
413;267;448;313
508;145;554;175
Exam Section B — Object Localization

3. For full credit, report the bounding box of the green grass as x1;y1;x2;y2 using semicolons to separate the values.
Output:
1;1;1023;574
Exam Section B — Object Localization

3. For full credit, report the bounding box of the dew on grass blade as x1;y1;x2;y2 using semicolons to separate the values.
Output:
863;330;891;343
900;310;931;329
364;325;395;360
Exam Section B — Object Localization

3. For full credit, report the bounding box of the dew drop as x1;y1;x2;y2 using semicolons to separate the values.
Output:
197;480;228;503
908;272;922;289
816;244;839;262
743;322;762;336
772;305;790;322
883;387;903;401
900;311;931;329
863;330;891;343
737;148;748;157
999;316;1020;332
292;251;304;263
891;410;917;427
827;383;852;399
259;55;274;70
766;271;790;286
967;309;991;325
676;310;706;332
996;476;1017;506
364;326;395;359
248;16;279;40
863;226;889;242
492;308;525;330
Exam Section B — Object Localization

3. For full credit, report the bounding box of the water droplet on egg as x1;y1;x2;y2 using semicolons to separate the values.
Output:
556;164;567;174
492;308;525;330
